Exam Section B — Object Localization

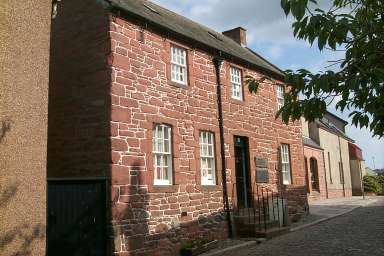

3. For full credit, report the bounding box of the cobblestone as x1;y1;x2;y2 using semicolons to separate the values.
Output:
222;197;384;256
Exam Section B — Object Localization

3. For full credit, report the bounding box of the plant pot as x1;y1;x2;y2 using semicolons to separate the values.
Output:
180;248;193;256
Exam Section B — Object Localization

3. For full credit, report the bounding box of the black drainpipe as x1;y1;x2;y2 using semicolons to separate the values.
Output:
338;136;346;197
322;151;329;199
213;56;233;238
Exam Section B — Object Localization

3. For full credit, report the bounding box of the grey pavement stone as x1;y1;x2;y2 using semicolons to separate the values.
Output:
217;197;384;256
290;196;378;231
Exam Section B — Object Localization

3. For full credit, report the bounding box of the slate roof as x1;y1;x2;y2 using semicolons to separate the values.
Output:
109;0;284;78
316;119;354;142
303;137;323;150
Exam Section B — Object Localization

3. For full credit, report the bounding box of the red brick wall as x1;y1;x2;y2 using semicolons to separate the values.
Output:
304;146;352;201
108;13;307;255
304;146;327;201
49;2;308;254
328;188;352;198
48;0;111;178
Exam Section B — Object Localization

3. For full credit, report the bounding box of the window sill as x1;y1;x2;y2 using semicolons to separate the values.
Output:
196;185;221;191
149;185;179;193
229;97;245;105
169;80;188;89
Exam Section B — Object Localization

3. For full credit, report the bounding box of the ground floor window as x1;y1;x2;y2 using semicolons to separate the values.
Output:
200;131;216;185
281;144;292;185
310;157;319;191
153;124;173;185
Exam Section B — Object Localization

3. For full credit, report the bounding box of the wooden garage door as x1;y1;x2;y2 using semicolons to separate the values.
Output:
47;180;106;256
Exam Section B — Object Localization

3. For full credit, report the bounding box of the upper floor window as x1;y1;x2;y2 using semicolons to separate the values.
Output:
230;67;243;100
280;144;292;185
171;45;188;85
277;85;285;110
328;152;333;184
200;131;216;185
153;124;173;185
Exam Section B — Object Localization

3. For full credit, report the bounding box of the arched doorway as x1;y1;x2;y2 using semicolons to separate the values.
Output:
310;157;320;191
304;157;310;193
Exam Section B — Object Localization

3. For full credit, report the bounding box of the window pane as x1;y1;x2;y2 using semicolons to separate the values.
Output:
153;124;173;184
171;46;188;84
200;131;216;185
277;85;285;110
207;158;213;169
230;67;242;100
280;144;291;184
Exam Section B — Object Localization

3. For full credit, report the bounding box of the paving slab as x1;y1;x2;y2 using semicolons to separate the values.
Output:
200;196;380;256
290;196;378;231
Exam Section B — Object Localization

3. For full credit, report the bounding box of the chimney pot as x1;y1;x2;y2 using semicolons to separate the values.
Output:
222;27;247;47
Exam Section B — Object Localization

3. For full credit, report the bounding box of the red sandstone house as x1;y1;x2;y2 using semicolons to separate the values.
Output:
302;112;356;201
47;0;307;255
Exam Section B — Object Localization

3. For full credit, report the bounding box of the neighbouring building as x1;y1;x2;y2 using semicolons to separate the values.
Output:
349;143;365;196
48;0;307;255
364;167;377;177
301;121;327;201
0;1;51;256
302;112;354;200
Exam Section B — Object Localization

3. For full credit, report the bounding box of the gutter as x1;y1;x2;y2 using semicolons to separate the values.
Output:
213;56;233;238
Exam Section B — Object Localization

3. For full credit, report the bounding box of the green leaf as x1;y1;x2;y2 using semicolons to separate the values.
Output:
279;0;384;136
281;0;291;16
318;31;328;50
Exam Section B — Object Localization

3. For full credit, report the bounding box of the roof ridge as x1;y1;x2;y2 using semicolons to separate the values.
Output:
109;0;284;78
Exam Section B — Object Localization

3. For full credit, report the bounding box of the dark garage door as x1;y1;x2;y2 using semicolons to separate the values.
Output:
47;180;106;256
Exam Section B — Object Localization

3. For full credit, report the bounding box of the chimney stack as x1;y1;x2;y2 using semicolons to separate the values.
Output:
222;27;247;47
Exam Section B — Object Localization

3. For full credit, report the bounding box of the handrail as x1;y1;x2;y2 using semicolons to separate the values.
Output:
231;182;286;235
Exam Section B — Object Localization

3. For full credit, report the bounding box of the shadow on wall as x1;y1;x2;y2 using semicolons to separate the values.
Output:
110;163;228;256
1;120;45;256
0;183;45;256
0;118;12;143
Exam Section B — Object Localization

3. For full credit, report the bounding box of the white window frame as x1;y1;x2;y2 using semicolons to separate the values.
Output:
152;124;173;185
199;131;216;185
281;144;292;185
230;67;243;100
170;45;188;85
277;85;285;110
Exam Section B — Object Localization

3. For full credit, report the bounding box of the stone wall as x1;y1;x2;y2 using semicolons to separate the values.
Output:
108;13;307;255
350;160;364;196
48;0;111;178
319;129;353;198
49;1;308;254
304;146;327;201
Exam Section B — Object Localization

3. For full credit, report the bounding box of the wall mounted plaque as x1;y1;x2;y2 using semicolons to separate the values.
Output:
255;157;269;183
255;157;268;168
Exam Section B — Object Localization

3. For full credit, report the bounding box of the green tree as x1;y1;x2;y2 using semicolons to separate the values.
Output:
247;0;384;137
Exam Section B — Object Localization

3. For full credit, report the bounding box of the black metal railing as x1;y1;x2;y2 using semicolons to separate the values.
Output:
231;182;286;234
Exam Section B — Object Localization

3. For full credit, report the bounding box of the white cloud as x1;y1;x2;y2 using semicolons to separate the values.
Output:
152;0;384;169
153;0;297;45
267;45;283;59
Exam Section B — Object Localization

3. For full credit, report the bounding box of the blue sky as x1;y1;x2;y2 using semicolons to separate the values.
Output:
153;0;384;169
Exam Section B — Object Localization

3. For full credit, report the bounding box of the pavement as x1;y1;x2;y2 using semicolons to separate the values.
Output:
201;196;382;256
290;196;378;231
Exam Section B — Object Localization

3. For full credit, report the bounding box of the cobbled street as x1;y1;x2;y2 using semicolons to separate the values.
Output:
227;197;384;256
